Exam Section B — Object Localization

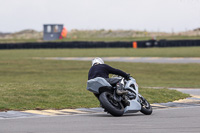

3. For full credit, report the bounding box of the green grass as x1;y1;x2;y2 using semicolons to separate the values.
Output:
1;47;200;58
139;88;190;104
1;47;199;111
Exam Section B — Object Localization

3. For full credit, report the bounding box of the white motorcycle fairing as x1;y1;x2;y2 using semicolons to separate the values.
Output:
123;77;142;113
87;77;142;114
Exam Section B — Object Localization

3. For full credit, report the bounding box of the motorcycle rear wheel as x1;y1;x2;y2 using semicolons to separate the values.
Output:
139;95;152;115
99;91;124;116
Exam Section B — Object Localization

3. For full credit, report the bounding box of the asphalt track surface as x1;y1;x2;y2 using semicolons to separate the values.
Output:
0;106;200;133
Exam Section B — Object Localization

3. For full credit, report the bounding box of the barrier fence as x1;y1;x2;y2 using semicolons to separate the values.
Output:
0;40;200;49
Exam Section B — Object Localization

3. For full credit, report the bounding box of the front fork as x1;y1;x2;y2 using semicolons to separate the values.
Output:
138;94;150;108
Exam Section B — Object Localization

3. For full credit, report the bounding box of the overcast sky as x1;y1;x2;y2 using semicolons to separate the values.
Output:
0;0;200;33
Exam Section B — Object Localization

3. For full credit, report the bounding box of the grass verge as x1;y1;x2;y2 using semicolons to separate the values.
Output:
0;48;199;110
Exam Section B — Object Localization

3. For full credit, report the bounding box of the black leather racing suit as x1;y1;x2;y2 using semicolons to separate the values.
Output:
88;64;129;98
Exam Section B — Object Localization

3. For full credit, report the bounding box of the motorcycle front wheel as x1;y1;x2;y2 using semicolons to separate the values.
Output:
99;91;124;116
139;95;153;115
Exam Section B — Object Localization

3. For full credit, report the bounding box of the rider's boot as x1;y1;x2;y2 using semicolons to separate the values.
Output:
116;83;128;95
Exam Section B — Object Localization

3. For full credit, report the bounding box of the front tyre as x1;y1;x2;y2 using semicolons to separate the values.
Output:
99;91;124;116
139;95;152;115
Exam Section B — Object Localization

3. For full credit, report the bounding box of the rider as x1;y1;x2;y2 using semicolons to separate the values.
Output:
88;57;130;97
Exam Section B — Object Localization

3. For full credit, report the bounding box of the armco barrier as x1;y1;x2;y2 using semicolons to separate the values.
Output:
0;40;200;49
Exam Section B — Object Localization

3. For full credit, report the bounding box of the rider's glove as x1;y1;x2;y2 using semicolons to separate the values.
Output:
125;74;131;80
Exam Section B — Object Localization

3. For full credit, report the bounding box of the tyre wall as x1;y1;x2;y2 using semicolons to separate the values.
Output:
0;40;200;49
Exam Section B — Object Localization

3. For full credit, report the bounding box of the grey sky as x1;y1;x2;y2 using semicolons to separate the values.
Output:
0;0;200;33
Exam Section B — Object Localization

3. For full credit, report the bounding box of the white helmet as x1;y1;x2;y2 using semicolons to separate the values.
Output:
92;57;104;66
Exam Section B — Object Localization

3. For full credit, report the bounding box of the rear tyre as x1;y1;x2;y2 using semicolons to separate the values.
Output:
139;95;152;115
99;91;124;116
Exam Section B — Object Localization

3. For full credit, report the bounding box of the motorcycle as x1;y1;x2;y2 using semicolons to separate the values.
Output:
86;76;152;116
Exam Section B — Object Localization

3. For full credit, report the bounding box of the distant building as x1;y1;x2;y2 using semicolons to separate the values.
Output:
43;24;64;41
